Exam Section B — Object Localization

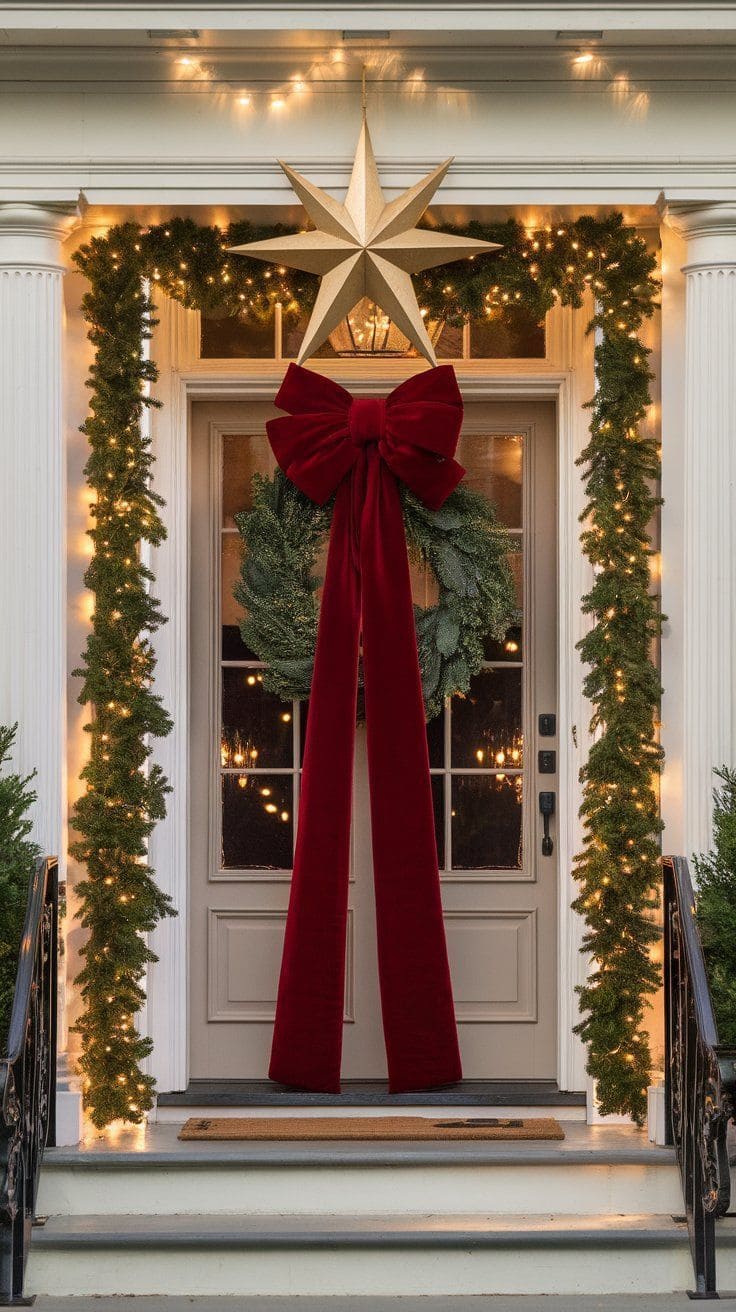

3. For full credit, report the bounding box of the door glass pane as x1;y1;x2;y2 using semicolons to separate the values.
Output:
222;433;273;526
221;533;253;659
431;775;445;869
451;669;523;770
426;707;445;768
457;433;523;527
221;669;294;769
220;434;300;872
451;775;523;871
431;429;526;873
484;622;523;663
222;774;294;869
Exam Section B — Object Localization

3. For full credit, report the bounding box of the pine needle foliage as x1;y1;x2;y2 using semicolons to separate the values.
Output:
74;210;660;1124
234;472;333;701
402;486;517;721
0;725;41;1049
71;228;175;1128
694;768;736;1048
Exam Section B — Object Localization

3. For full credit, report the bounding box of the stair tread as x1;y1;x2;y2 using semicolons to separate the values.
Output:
34;1211;731;1248
45;1138;676;1170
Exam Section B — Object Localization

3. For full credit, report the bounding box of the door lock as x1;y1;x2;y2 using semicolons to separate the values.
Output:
539;791;555;857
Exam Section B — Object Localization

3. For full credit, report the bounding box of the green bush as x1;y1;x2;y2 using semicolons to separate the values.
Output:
694;767;736;1048
0;725;40;1049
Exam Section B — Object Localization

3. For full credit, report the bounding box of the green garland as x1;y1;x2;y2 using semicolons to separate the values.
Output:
235;473;517;722
572;252;663;1124
71;233;174;1128
73;211;659;1126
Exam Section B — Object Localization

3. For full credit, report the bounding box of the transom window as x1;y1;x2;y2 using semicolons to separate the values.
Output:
202;303;545;361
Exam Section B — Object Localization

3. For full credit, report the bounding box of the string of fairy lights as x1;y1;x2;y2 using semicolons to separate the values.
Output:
71;204;660;1128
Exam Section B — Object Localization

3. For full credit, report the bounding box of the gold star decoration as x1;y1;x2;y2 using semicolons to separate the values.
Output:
230;116;501;365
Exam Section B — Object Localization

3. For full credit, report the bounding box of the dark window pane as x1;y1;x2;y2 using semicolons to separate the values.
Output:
470;305;545;359
221;668;294;768
426;706;445;767
201;310;275;359
222;774;293;869
451;774;523;870
483;623;523;663
222;625;257;661
432;774;445;869
451;668;523;769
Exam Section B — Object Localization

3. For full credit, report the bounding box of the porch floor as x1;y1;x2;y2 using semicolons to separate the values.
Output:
49;1118;671;1165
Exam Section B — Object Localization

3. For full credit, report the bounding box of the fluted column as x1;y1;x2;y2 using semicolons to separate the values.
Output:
662;202;736;860
0;203;78;861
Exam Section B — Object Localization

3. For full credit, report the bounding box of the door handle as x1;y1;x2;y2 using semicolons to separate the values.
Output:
539;791;555;857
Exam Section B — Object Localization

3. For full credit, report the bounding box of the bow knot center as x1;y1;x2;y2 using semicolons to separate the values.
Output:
349;397;387;448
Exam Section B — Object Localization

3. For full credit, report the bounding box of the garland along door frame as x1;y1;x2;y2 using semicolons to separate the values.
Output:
188;392;557;1082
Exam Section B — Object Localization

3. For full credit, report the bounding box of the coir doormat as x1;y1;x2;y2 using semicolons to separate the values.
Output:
178;1115;564;1142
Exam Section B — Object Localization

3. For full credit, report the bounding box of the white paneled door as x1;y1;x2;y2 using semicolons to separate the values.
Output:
189;394;557;1081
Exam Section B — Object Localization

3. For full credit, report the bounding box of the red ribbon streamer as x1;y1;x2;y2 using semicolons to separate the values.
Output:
266;363;464;1093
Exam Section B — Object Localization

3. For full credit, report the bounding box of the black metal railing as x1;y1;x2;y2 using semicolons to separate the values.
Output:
664;854;736;1299
0;857;58;1306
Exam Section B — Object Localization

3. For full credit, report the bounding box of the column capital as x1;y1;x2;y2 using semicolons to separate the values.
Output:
0;201;81;271
659;199;736;272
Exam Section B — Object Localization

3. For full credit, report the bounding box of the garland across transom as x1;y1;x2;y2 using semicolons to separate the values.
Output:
72;211;660;1128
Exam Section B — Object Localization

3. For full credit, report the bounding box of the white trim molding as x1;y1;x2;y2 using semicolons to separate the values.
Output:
5;157;736;209
145;294;200;1094
660;200;736;863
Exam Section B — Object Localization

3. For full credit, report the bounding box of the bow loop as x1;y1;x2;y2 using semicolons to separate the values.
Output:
268;362;465;511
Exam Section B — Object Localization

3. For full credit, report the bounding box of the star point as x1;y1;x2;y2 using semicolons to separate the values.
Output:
230;117;501;365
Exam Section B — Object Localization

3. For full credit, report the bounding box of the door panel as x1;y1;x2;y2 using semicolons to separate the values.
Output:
189;395;557;1081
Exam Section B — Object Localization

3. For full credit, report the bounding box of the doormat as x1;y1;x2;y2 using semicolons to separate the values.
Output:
178;1115;564;1142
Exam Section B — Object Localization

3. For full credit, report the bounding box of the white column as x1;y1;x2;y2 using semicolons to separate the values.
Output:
0;203;78;861
661;202;736;861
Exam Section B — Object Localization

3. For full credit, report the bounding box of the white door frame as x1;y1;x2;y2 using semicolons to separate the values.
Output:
145;293;595;1095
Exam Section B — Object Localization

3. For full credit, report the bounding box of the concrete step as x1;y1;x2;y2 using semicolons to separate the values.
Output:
38;1136;681;1217
26;1211;736;1297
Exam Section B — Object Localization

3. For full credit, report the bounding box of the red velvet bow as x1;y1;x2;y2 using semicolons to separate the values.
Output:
267;362;465;511
265;362;463;1095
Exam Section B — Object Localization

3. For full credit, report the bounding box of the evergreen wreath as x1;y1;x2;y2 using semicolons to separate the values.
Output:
72;211;660;1128
235;472;518;722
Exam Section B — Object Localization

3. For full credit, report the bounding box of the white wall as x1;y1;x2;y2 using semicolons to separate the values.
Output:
2;44;736;208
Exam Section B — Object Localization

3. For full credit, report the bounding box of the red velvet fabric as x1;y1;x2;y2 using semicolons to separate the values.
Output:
266;363;464;1093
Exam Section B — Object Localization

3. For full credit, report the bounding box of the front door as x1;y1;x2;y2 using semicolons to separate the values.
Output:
189;392;557;1082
